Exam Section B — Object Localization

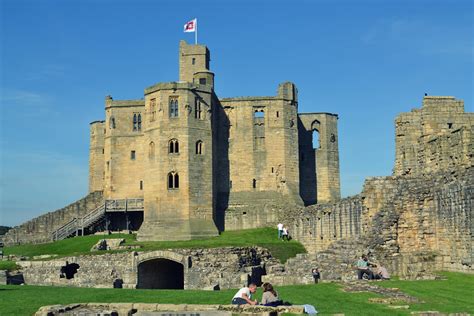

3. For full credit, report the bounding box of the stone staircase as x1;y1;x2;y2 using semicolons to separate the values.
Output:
51;199;144;241
263;239;367;285
51;203;106;241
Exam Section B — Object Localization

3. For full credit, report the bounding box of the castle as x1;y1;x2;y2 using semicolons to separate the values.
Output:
88;40;341;241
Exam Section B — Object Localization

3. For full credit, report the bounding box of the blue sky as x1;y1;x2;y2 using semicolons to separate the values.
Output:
1;0;472;227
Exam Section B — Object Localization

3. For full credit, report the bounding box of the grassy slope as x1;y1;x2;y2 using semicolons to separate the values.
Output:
3;228;306;263
1;273;472;316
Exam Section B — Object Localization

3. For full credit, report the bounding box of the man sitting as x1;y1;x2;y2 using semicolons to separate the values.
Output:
231;283;258;305
355;255;374;280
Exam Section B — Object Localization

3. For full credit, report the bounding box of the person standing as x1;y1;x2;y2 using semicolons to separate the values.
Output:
277;223;284;239
311;268;321;284
282;227;289;241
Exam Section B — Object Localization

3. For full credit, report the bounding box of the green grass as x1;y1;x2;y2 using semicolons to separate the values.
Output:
0;282;391;316
0;272;471;315
3;228;306;263
0;261;19;271
377;271;474;314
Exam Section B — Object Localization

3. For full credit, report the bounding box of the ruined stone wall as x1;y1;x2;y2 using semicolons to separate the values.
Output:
281;196;363;254
394;96;473;176
18;247;276;290
219;82;302;205
3;191;104;246
298;113;341;204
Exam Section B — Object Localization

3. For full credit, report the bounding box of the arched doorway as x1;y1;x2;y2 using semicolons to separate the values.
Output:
137;258;184;289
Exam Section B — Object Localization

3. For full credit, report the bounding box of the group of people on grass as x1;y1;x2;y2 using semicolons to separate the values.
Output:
231;282;285;307
355;254;390;280
277;223;290;241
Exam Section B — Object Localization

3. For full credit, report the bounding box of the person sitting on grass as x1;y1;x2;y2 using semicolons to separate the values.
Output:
355;255;374;280
374;265;390;280
231;283;258;305
261;282;283;307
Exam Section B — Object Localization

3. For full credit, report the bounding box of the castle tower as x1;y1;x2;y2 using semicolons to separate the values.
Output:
179;40;210;83
88;120;105;192
137;41;218;241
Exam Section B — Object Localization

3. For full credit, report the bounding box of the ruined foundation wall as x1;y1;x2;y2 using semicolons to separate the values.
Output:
3;191;104;246
18;247;277;290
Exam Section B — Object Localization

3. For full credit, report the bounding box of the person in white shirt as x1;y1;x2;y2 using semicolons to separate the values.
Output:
282;227;289;241
277;223;284;239
231;283;258;305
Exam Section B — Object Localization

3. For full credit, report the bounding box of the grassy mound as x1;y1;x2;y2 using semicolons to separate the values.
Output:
3;227;306;263
0;272;472;315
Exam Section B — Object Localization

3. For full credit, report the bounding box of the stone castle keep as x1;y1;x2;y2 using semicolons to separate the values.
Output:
88;40;340;241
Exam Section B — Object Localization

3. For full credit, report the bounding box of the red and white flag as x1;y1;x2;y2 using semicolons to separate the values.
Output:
184;19;197;32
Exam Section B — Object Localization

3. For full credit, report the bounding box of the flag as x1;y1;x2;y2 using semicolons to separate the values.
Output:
184;18;197;32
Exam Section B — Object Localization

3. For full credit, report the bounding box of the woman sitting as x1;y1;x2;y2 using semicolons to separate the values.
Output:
261;282;283;307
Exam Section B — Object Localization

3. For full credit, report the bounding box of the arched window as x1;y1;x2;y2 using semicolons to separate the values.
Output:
311;120;321;149
109;117;116;129
195;140;203;155
168;172;179;189
149;142;155;159
312;129;320;149
169;97;179;118
195;99;202;119
133;114;138;131
137;114;142;131
169;139;179;154
252;179;257;188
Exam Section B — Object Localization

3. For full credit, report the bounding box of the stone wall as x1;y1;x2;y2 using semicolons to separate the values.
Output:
394;96;473;176
272;96;473;281
269;166;473;283
3;191;104;246
18;247;278;290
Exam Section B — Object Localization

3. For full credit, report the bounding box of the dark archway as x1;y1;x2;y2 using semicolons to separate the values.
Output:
137;258;184;289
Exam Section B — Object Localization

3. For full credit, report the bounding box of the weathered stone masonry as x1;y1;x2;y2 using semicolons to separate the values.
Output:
3;192;103;245
18;247;278;290
269;96;473;282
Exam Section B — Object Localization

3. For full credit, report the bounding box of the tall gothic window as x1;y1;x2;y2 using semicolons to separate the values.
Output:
169;97;179;118
137;114;142;131
195;140;203;155
168;139;179;154
195;99;202;119
168;172;179;189
133;114;138;131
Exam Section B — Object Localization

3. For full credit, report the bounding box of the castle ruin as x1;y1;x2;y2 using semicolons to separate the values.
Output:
3;41;472;285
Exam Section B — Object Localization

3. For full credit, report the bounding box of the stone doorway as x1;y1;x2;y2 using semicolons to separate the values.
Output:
137;258;184;289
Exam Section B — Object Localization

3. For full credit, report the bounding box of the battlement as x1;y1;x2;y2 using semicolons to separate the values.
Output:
144;81;212;95
105;99;145;109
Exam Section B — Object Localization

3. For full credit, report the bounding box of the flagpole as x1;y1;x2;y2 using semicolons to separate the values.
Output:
195;19;198;44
